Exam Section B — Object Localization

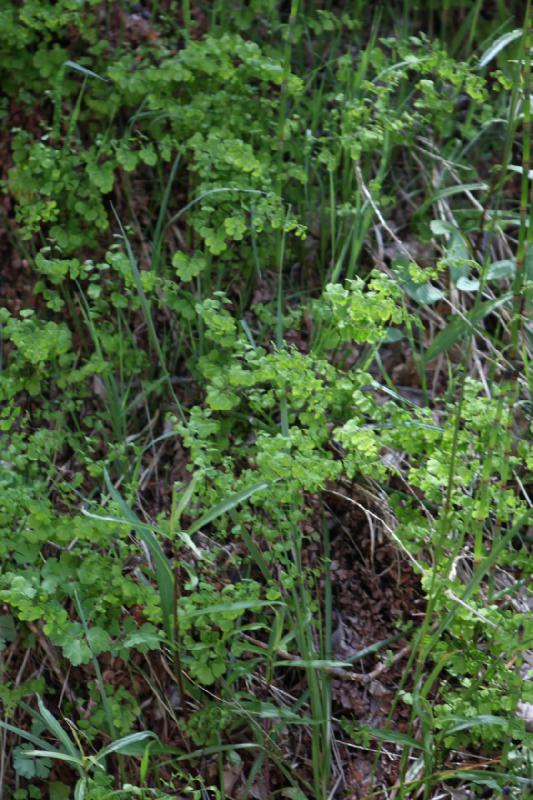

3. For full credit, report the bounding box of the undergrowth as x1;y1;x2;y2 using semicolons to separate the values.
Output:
0;2;531;799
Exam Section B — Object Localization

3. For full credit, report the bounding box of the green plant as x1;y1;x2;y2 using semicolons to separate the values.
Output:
1;2;531;798
0;696;157;799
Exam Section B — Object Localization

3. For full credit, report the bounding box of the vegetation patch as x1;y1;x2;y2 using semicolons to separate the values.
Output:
0;2;531;798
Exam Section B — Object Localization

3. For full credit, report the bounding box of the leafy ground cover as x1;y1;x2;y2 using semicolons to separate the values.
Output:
0;1;532;798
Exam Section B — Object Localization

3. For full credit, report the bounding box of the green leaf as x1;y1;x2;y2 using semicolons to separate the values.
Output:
0;720;50;752
49;782;70;800
74;776;88;800
430;220;455;236
24;750;83;767
405;282;444;305
486;259;516;281
97;731;158;760
395;257;444;305
187;481;270;536
36;696;80;760
181;599;283;621
479;29;522;68
423;294;511;362
122;623;161;651
87;626;112;655
439;714;510;735
274;659;352;669
13;745;52;779
383;327;404;343
419;184;487;219
358;725;422;749
0;613;16;644
62;638;91;666
104;470;175;642
87;162;115;194
172;252;207;281
456;276;480;292
64;60;108;82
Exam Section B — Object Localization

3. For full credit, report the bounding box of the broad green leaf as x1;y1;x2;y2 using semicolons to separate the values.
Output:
486;259;516;280
404;281;444;305
394;257;444;305
456;276;480;291
447;231;471;284
479;29;522;68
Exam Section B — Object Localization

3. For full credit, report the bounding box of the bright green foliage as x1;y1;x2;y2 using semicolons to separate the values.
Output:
0;1;531;798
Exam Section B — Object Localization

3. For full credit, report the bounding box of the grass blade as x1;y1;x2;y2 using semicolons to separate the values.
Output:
186;481;270;536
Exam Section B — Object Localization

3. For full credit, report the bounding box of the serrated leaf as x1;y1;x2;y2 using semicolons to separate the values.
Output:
172;251;207;281
13;745;52;779
62;637;92;666
87;626;112;655
122;623;161;651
